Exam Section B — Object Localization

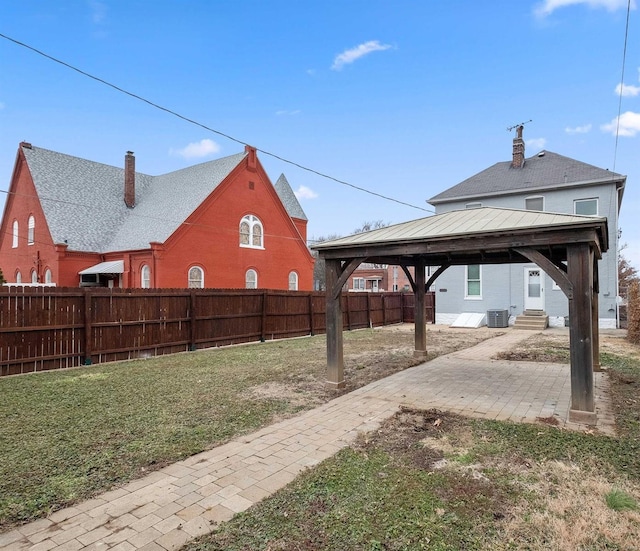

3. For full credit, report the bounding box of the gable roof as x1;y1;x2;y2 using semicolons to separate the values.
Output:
312;206;608;252
428;150;625;205
21;144;306;253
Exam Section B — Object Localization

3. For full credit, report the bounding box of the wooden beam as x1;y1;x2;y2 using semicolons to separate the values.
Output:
331;258;362;300
514;247;573;299
426;264;451;291
414;258;427;358
400;263;416;292
567;243;596;424
592;255;601;372
325;259;345;389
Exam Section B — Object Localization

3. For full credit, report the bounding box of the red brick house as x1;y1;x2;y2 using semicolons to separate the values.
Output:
347;264;417;292
0;142;314;290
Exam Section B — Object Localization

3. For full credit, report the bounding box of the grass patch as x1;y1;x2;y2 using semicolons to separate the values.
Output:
0;326;495;530
606;489;638;512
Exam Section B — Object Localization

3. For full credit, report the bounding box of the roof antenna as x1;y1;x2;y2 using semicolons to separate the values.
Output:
507;120;532;135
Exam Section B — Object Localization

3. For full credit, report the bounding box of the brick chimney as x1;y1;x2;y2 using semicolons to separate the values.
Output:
511;125;525;168
124;151;135;208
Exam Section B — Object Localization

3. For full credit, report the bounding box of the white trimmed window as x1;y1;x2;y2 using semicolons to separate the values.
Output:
141;265;151;288
44;269;52;284
465;265;482;299
574;198;598;216
246;269;258;289
31;269;38;284
28;215;35;245
12;220;18;248
15;270;22;284
288;271;298;291
239;215;264;248
525;196;544;211
188;266;204;288
353;277;365;290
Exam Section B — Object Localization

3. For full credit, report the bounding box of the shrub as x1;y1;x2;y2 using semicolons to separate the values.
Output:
628;280;640;344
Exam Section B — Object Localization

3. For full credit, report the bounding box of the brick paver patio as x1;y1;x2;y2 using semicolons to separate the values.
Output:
0;328;614;551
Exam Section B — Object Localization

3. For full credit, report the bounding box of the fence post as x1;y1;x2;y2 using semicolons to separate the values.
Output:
261;290;268;342
189;291;197;351
345;293;351;330
382;294;387;326
366;293;372;328
308;293;315;336
83;288;93;365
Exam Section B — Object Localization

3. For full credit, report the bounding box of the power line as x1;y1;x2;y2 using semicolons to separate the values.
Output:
0;32;432;214
612;0;633;175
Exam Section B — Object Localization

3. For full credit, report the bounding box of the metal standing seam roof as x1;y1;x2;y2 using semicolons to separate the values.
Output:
311;207;607;250
22;145;308;253
78;260;125;274
428;150;625;204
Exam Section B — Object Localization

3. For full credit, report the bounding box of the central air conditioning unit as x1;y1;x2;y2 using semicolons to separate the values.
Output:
487;309;509;328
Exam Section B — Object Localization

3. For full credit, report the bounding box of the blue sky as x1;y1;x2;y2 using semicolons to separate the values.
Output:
1;0;639;268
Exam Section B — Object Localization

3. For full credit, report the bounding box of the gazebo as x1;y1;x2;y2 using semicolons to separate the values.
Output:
312;207;608;424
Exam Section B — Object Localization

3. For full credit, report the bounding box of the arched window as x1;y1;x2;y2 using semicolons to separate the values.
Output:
141;265;151;288
188;266;204;288
288;271;298;291
28;215;35;245
31;270;38;284
15;270;22;284
44;269;52;284
12;220;18;248
239;215;264;248
245;269;258;289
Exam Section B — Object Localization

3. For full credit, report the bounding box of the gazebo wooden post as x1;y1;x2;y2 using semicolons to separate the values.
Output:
325;259;345;389
592;257;601;372
414;258;427;358
567;243;596;424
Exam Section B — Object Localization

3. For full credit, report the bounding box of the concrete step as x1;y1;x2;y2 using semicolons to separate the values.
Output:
514;312;549;330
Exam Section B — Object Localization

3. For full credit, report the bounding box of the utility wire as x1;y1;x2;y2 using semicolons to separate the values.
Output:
0;32;432;214
612;0;632;175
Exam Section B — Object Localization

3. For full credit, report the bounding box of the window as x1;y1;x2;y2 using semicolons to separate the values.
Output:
246;269;258;289
465;202;482;209
353;277;365;290
28;215;35;245
525;196;544;211
31;270;38;284
15;270;21;284
44;269;52;284
12;220;18;248
288;271;298;291
574;198;598;216
465;265;481;299
188;266;204;288
239;215;264;248
141;265;151;288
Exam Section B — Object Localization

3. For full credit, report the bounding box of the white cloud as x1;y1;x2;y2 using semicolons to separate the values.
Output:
306;69;316;76
275;109;301;116
170;138;221;159
331;40;393;71
616;83;640;97
535;0;636;17
565;124;592;134
601;111;640;136
294;185;318;200
526;137;547;150
88;0;107;24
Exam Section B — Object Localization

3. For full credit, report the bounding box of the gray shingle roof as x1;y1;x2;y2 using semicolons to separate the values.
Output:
274;174;307;221
428;150;625;205
22;144;306;253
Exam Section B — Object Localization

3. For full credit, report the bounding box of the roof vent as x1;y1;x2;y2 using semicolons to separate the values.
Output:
537;150;545;157
21;142;32;149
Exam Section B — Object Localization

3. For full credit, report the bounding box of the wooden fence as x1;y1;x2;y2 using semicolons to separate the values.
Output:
0;287;435;376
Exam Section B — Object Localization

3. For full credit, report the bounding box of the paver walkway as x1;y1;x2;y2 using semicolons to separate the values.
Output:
1;329;614;551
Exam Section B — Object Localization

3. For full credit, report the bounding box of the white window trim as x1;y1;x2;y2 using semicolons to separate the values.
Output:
141;265;151;289
31;270;38;284
188;266;204;288
288;271;298;291
464;264;482;300
44;268;52;284
15;270;22;284
525;195;544;211
28;215;35;245
246;269;258;289
12;220;18;248
239;215;265;249
352;277;365;291
574;198;598;216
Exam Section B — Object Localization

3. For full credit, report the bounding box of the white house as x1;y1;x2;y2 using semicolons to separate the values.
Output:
427;127;625;328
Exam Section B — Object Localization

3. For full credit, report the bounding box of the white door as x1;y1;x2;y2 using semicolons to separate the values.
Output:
524;267;545;311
